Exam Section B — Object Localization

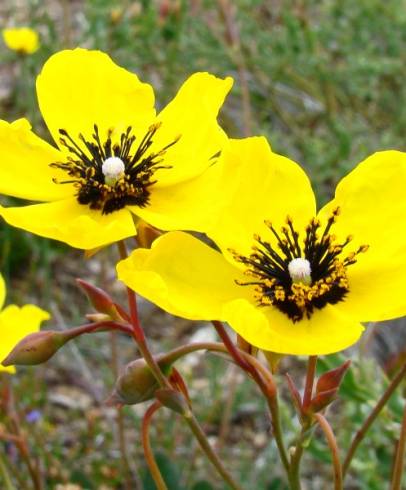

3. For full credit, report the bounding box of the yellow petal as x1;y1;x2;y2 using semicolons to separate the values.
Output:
134;158;227;232
116;231;250;320
36;49;156;149
0;198;136;250
335;249;406;322
0;304;49;373
0;274;5;310
318;150;406;322
207;137;316;259
222;299;364;355
0;119;73;201
3;27;39;54
150;72;233;186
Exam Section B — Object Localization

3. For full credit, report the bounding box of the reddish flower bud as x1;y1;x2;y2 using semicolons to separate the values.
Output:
76;279;122;320
315;360;351;395
2;330;68;367
306;360;351;414
309;388;338;413
106;356;173;406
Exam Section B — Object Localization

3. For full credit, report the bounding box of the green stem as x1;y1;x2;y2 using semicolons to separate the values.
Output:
288;422;312;490
343;360;406;477
110;331;132;490
286;356;319;488
183;410;244;490
212;322;290;477
267;394;291;475
390;399;406;490
0;452;16;490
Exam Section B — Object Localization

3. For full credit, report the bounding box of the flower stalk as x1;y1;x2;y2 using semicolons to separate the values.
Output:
142;402;168;490
182;410;243;490
314;413;343;490
212;321;290;476
302;356;318;411
390;398;406;490
343;360;406;477
117;240;171;390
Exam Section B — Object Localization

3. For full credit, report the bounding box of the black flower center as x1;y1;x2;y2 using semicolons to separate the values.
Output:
50;123;179;214
232;208;369;322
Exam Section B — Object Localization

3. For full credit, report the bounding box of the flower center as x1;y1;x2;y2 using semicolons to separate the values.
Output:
50;123;179;214
232;208;369;322
288;258;312;285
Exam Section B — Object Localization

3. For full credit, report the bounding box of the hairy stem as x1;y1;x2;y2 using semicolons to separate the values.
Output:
110;331;132;490
212;322;290;475
288;422;310;490
343;361;406;477
390;400;406;490
0;451;16;490
117;240;171;389
183;410;244;490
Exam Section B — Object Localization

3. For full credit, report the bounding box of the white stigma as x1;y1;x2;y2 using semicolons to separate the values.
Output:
288;258;312;285
102;156;125;185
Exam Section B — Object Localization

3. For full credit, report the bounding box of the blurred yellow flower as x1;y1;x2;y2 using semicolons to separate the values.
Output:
2;27;39;54
117;137;406;356
0;273;49;373
0;48;232;249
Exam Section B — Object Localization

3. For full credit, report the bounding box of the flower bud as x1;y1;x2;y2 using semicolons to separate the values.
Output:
2;330;68;367
309;388;338;413
307;360;351;414
107;356;173;406
155;388;190;415
315;360;351;395
76;279;122;320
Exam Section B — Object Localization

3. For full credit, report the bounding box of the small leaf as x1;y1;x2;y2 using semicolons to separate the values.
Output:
285;374;303;416
309;388;337;413
316;360;351;394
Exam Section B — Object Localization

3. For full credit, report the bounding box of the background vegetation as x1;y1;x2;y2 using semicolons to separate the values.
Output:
1;0;405;488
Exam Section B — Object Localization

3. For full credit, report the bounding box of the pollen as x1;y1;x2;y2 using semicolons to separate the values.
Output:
102;156;125;185
288;258;312;285
234;209;369;322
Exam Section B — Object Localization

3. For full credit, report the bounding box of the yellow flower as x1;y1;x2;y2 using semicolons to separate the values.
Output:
0;49;233;249
117;137;406;355
0;273;49;373
2;27;39;54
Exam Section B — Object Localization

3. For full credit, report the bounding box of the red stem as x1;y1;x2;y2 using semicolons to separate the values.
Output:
142;402;168;490
314;413;343;490
303;356;318;410
212;321;273;394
